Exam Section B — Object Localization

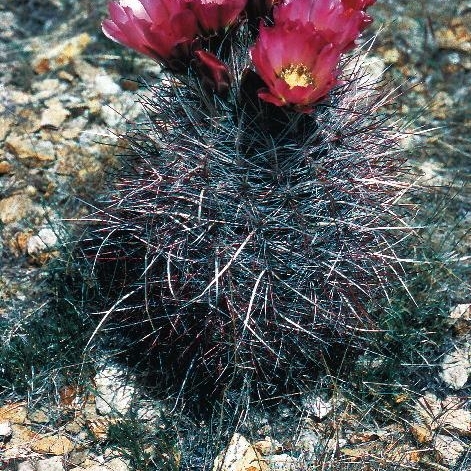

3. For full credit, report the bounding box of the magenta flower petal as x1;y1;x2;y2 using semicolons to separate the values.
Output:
250;22;342;110
101;0;199;69
189;0;247;33
274;0;376;52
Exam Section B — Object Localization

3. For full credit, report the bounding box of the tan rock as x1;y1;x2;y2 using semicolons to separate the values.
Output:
87;98;102;115
0;403;28;424
9;90;32;106
0;194;35;224
436;18;471;53
65;418;85;435
213;433;268;471
0;161;12;174
410;424;432;444
104;457;129;471
40;101;70;129
0;117;13;141
94;364;136;416
73;58;101;82
32;79;64;100
339;447;365;460
383;47;402;65
31;434;75;455
32;33;91;74
440;397;471;436
86;417;119;441
15;109;41;134
95;74;121;95
387;444;421;464
58;70;75;82
28;409;49;424
9;231;33;256
2;424;37;460
68;450;88;466
10;424;37;441
5;135;55;164
26;228;58;256
253;437;282;455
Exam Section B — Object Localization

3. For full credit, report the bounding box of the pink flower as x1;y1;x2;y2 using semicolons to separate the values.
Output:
188;0;247;33
102;0;199;70
274;0;375;52
193;49;231;95
250;22;342;110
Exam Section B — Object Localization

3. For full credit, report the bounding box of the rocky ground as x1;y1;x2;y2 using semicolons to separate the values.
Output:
0;1;470;470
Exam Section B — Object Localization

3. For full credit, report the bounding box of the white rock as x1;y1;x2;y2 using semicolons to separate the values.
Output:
79;456;130;471
440;345;471;389
0;421;13;438
135;400;164;423
295;430;320;454
433;434;466;467
213;433;268;471
94;365;136;416
36;456;65;471
325;437;347;451
301;395;333;420
70;467;97;471
449;304;471;320
104;457;130;471
17;462;35;471
95;75;121;95
27;228;58;255
100;93;141;128
264;454;298;471
40;100;70;128
415;393;471;436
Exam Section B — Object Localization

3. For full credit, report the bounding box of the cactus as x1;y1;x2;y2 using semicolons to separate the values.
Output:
83;0;415;398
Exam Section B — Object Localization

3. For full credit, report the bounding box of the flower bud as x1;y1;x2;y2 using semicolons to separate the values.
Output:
193;49;231;96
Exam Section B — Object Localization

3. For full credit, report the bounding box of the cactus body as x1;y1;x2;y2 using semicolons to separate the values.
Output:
86;2;413;397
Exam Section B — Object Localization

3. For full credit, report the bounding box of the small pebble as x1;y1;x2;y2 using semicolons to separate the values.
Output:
95;75;121;95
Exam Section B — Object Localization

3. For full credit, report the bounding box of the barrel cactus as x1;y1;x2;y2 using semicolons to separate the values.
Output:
83;0;414;398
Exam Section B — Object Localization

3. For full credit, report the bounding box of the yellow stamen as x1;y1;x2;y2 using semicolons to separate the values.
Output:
279;63;315;89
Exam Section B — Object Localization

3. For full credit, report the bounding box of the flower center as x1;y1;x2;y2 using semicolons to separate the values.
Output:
279;63;315;89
